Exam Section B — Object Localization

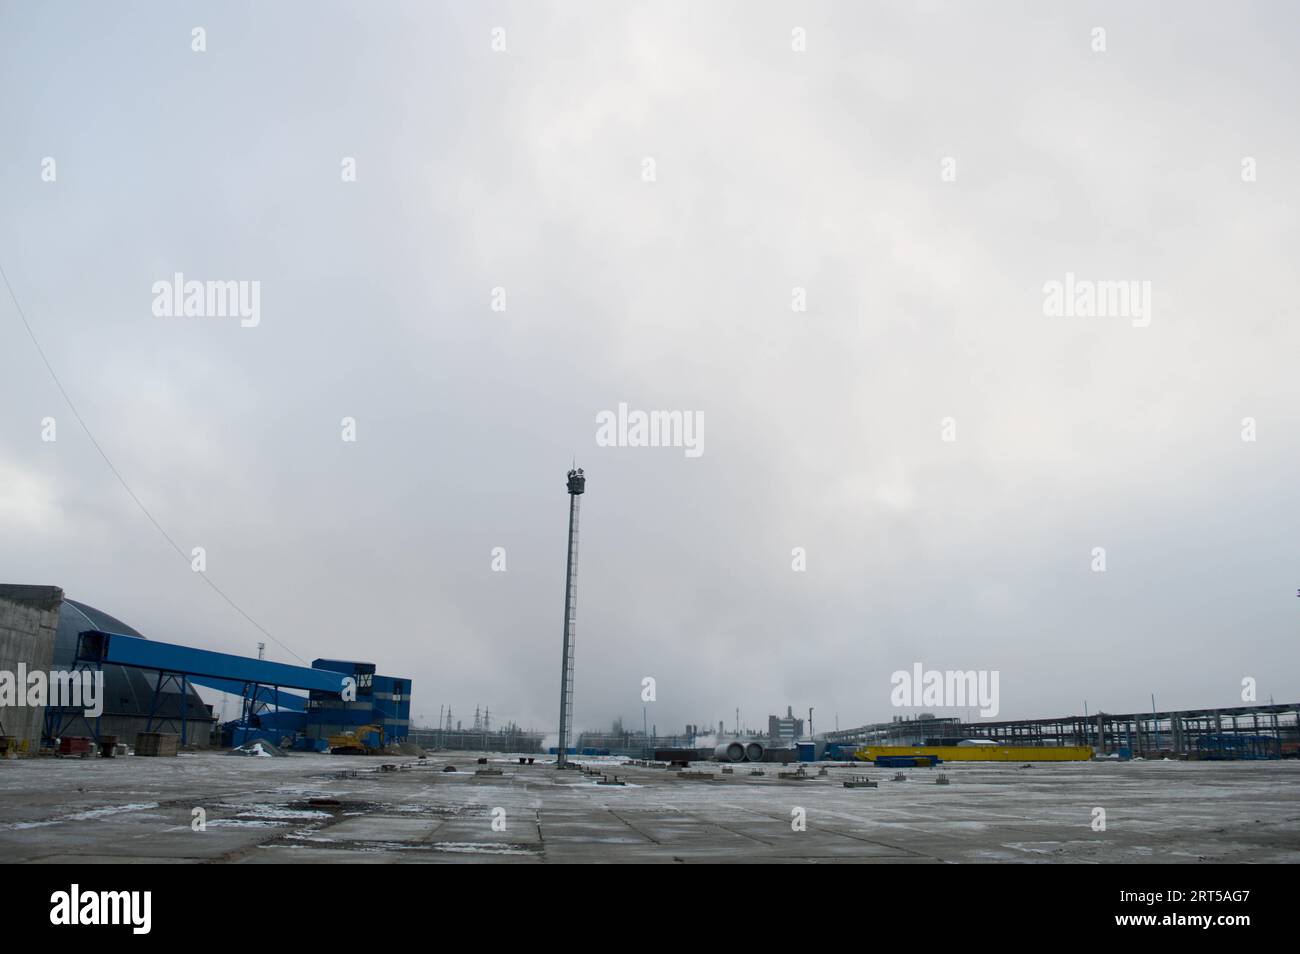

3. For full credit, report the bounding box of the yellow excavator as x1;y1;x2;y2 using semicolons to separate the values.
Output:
328;724;384;755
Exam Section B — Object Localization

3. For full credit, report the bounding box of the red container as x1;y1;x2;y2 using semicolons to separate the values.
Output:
58;736;92;756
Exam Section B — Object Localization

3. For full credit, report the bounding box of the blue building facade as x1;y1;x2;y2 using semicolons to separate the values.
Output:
305;659;411;748
225;658;411;750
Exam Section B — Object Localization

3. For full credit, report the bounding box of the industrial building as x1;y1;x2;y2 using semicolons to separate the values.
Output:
575;725;700;758
768;706;805;745
226;659;412;750
1;584;214;752
0;583;410;756
304;660;411;749
408;724;543;753
822;703;1300;760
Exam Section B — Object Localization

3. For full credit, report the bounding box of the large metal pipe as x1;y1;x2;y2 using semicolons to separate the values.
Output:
745;741;764;762
714;741;745;762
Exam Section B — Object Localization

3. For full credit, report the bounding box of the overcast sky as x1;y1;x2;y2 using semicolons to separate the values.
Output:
3;1;1299;738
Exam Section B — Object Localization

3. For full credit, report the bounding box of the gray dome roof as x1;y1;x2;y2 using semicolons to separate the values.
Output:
55;598;207;719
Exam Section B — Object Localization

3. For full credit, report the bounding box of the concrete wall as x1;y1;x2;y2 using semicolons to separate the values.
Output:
0;584;62;754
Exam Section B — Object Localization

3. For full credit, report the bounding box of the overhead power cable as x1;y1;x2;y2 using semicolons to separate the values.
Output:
1;259;306;663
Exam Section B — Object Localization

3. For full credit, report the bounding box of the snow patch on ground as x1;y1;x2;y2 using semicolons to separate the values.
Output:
0;802;160;830
236;805;332;820
206;819;287;829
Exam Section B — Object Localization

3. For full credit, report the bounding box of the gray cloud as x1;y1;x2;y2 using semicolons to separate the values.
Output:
2;2;1298;737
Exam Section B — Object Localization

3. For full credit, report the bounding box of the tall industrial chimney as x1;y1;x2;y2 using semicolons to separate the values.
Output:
555;467;585;767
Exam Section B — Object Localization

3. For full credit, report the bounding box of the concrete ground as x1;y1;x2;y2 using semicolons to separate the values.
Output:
1;752;1297;863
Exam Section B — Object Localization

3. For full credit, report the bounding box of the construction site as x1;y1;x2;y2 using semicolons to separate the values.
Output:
2;467;1299;865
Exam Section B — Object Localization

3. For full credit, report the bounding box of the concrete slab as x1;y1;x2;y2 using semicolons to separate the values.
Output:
315;815;440;842
1;751;1298;863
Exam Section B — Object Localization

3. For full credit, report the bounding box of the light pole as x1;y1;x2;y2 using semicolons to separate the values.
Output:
555;468;586;767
